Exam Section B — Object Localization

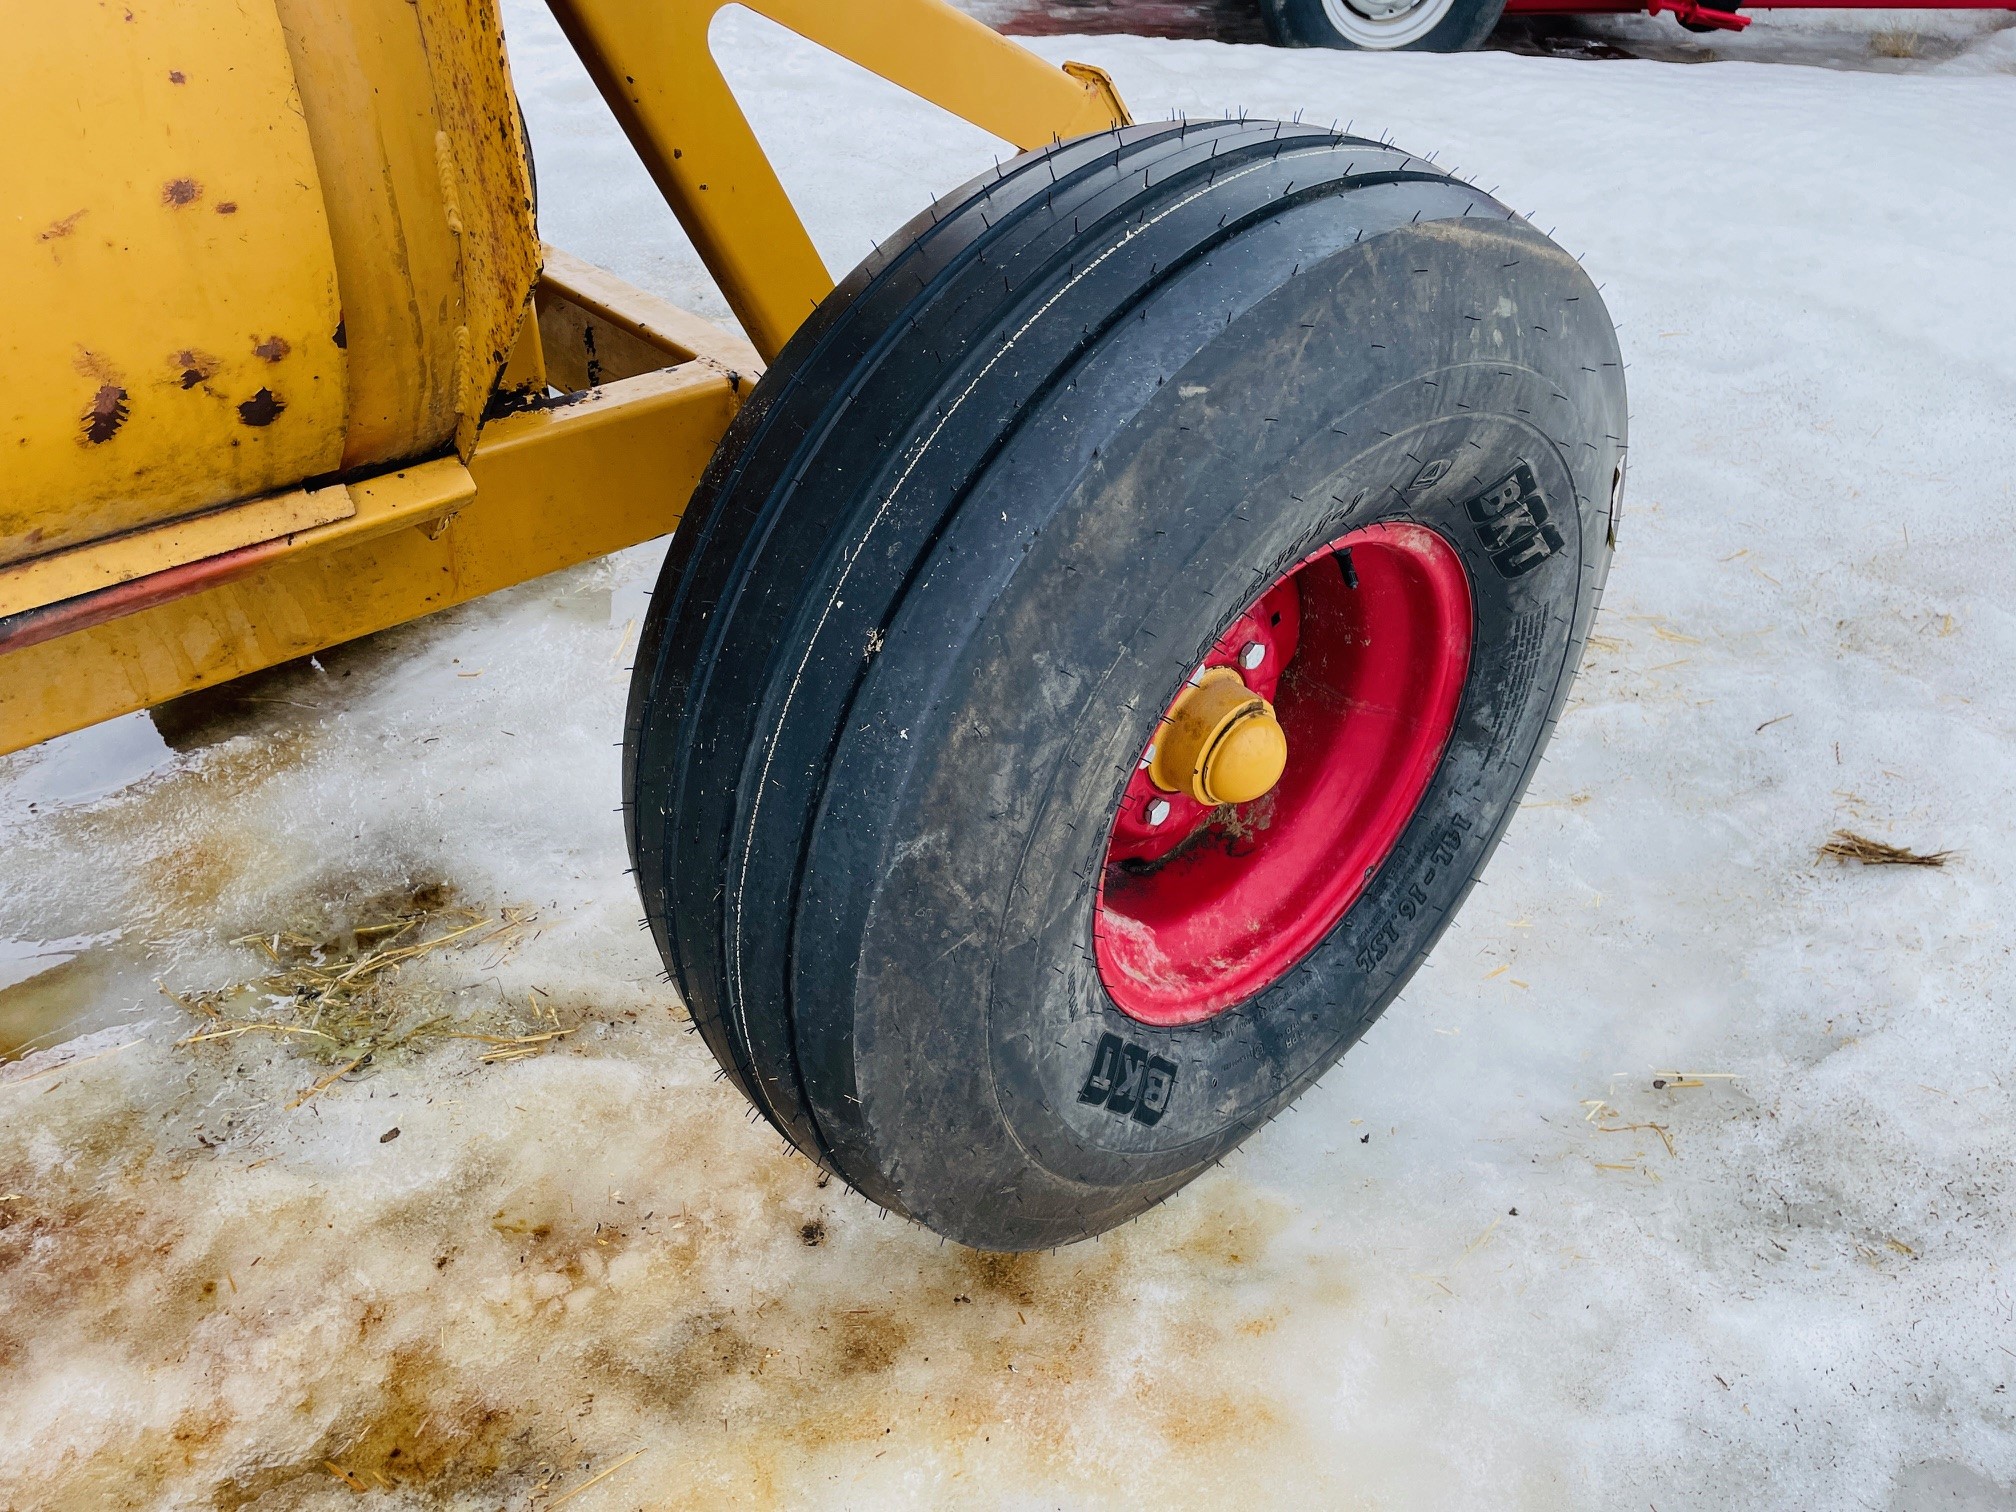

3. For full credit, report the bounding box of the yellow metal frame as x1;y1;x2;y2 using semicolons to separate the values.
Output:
0;0;1127;755
545;0;1128;360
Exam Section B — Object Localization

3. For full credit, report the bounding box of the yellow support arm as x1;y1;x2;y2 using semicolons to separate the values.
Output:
543;0;1129;360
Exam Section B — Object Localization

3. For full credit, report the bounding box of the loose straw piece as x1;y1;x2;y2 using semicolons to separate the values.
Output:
287;1054;369;1110
1597;1120;1677;1158
324;1460;368;1494
547;1450;643;1509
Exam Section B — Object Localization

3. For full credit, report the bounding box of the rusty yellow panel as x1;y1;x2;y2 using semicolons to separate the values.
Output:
412;0;544;458
495;301;549;404
0;364;742;755
539;298;680;395
271;0;541;471
0;0;347;567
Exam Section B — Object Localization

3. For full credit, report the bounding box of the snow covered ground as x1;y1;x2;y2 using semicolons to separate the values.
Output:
4;10;2015;1510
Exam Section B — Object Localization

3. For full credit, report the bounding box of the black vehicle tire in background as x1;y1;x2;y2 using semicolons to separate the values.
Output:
623;121;1626;1251
1260;0;1507;50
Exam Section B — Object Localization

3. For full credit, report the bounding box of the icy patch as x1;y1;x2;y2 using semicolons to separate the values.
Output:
0;936;109;998
0;713;177;830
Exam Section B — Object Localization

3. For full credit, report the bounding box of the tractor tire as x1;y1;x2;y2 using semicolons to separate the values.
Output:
623;121;1626;1251
1259;0;1507;51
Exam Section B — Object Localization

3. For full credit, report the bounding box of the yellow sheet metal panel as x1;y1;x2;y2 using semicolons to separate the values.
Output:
0;0;347;567
269;0;465;472
539;298;680;395
269;0;540;471
537;246;762;393
540;246;763;373
496;283;550;402
0;364;741;755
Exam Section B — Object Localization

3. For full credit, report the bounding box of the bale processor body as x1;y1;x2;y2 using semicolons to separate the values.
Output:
2;0;742;752
5;0;542;535
0;0;1118;755
2;0;1626;1249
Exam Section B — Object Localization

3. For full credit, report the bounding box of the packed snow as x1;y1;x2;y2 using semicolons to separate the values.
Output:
3;9;2014;1509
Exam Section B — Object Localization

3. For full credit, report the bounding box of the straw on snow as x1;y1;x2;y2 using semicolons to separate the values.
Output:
162;892;559;1102
1819;829;1952;867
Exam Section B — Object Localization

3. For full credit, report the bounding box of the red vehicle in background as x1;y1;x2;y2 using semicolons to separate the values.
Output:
1258;0;2009;49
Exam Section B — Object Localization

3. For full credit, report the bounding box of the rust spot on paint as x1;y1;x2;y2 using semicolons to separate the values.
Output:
168;70;186;84
172;350;219;390
236;389;284;427
163;179;200;207
216;202;237;216
72;347;123;396
480;382;584;422
38;210;85;242
332;319;347;350
82;385;130;444
252;336;290;364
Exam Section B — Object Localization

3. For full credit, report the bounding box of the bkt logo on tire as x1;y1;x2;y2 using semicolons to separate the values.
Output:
1467;462;1563;579
1079;1033;1177;1127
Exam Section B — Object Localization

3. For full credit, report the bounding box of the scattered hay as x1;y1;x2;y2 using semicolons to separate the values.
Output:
1869;27;1921;58
1818;829;1951;868
162;885;553;1103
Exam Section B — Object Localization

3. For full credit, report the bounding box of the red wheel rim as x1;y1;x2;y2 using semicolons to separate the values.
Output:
1094;523;1473;1027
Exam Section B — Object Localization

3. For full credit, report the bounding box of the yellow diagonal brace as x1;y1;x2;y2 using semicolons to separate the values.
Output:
543;0;1129;361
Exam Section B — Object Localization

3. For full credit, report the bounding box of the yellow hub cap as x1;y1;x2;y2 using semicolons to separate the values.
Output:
1148;666;1289;806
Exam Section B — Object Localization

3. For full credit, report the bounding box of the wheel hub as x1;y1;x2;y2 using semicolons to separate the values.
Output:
1148;667;1288;807
1096;523;1473;1027
1318;0;1461;48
